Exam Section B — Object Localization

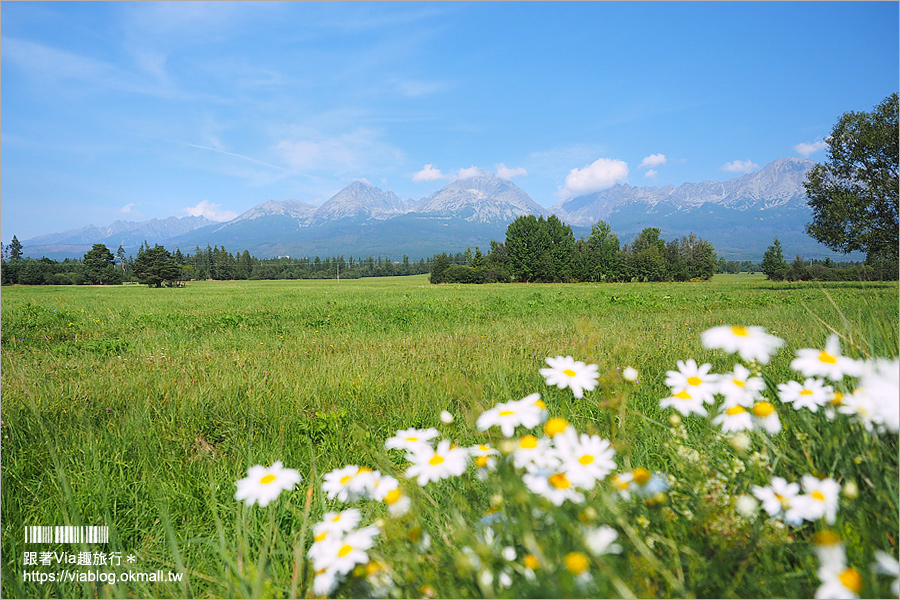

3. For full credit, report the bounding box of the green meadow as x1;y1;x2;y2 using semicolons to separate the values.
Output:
1;274;897;598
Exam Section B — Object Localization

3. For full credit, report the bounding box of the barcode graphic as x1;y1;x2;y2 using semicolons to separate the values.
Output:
25;526;108;544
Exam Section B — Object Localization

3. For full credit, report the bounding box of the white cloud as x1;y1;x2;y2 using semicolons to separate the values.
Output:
120;203;144;217
794;140;828;157
276;128;402;175
412;164;449;182
183;200;238;222
644;169;658;179
559;158;629;198
639;153;667;168
457;166;487;179
721;159;760;174
496;163;527;180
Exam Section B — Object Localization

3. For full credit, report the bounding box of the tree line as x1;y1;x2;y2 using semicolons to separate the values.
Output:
0;239;430;287
430;215;719;284
760;238;897;282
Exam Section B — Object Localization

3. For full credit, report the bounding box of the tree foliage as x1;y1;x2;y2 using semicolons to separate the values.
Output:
82;243;121;285
804;93;899;260
132;244;183;288
761;238;789;280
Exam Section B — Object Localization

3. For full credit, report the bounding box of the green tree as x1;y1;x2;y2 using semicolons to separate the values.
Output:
430;253;451;284
83;243;121;285
804;93;898;261
505;214;574;282
761;238;789;281
586;221;621;282
9;235;23;260
132;245;182;287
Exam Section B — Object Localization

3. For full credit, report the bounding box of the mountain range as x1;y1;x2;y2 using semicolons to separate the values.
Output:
18;157;851;261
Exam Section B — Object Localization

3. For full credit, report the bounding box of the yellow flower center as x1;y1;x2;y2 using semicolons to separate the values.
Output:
476;456;489;468
632;468;651;485
731;326;749;337
753;402;775;417
260;474;277;485
563;369;577;377
534;399;547;409
799;389;814;396
839;568;862;594
564;552;590;575
733;378;745;388
429;455;445;466
523;554;540;570
579;454;595;465
549;473;571;489
829;392;844;406
314;532;328;542
612;474;629;490
687;376;703;386
519;435;538;449
331;514;342;522
544;417;569;437
726;406;747;415
499;410;515;416
775;493;791;510
813;530;842;546
478;444;491;452
357;467;373;474
384;489;403;505
405;436;419;442
812;491;825;501
338;544;354;558
818;351;838;364
673;390;692;400
340;475;353;485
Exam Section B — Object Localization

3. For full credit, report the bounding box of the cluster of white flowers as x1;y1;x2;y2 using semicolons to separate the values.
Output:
750;475;840;527
228;330;896;598
662;328;899;437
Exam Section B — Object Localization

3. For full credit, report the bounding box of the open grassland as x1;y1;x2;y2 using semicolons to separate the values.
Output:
2;274;897;598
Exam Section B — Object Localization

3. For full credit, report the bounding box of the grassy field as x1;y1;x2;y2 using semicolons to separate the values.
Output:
1;274;897;598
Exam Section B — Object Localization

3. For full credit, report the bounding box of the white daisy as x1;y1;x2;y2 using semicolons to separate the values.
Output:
622;366;639;382
751;476;809;526
777;378;834;412
312;567;340;596
815;564;863;599
312;525;380;576
718;364;766;408
665;359;719;405
873;551;900;597
612;468;668;500
384;427;440;452
659;388;709;417
321;465;372;502
735;494;759;518
813;530;847;572
791;334;863;381
582;525;622;556
853;358;900;433
476;393;545;437
234;461;302;508
539;356;600;399
712;405;754;433
553;428;617;489
405;439;468;486
522;470;585;506
511;434;561;473
314;508;363;537
378;483;412;517
469;443;500;480
700;325;785;364
800;475;841;525
751;401;782;435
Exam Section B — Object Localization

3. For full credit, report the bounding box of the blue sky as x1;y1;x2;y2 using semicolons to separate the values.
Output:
2;1;898;242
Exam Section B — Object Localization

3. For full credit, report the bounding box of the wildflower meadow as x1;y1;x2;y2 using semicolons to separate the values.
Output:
1;274;897;599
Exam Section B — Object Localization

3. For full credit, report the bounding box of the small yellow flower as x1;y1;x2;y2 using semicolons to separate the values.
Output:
564;552;590;575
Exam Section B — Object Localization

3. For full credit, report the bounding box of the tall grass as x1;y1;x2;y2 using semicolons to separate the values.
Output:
1;275;897;598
